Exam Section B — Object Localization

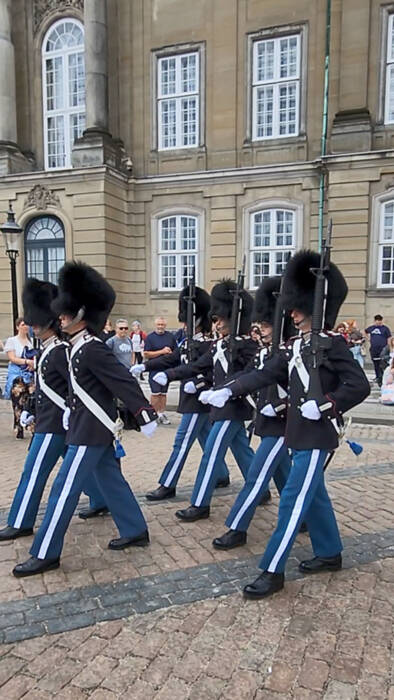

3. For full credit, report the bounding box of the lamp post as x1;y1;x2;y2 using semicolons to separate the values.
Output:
1;201;23;332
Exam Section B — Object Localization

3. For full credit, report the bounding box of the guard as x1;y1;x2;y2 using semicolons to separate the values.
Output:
153;276;257;521
13;262;158;577
132;283;229;500
208;248;370;597
212;276;292;550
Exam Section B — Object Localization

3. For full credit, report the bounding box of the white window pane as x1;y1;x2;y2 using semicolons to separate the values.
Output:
160;218;177;250
181;96;198;146
47;247;65;283
160;255;177;288
383;202;394;241
181;54;197;93
387;65;394;123
275;250;292;275
253;251;270;286
160;99;177;148
46;56;63;111
278;82;298;135
160;57;176;96
390;18;394;62
69;112;86;152
256;40;274;82
26;249;45;280
68;53;85;107
380;244;394;285
180;254;197;287
47;115;66;168
180;217;197;250
255;86;273;138
280;36;299;79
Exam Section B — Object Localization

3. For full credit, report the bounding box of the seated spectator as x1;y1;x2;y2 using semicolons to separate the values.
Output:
381;356;394;405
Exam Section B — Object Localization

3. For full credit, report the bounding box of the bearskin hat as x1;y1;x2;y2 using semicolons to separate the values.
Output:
253;276;295;341
281;250;348;330
22;278;59;329
51;261;115;334
178;285;211;334
210;279;254;335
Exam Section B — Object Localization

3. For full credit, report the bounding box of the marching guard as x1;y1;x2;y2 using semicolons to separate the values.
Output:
132;283;230;500
152;277;258;521
212;276;292;550
208;248;370;597
13;262;158;577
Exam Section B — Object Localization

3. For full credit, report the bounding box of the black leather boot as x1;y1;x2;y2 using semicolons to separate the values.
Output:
258;490;272;505
13;556;60;578
212;529;247;550
215;477;230;488
175;505;210;521
0;526;33;541
78;506;109;520
108;530;150;550
299;554;342;574
243;571;284;599
146;485;176;501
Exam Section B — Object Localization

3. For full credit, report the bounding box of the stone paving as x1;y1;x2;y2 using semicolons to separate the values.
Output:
0;397;394;698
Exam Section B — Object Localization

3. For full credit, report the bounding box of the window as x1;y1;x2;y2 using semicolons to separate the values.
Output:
158;215;198;290
157;52;199;150
249;208;296;288
378;200;394;286
25;216;65;283
42;19;85;169
252;34;300;140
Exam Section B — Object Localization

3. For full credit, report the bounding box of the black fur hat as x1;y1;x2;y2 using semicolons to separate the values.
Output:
210;279;254;335
51;261;116;334
22;278;59;329
253;276;281;325
178;285;211;334
281;250;348;330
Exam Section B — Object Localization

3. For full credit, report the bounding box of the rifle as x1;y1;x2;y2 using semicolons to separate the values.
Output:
228;255;246;373
265;279;287;413
305;218;333;408
185;269;196;363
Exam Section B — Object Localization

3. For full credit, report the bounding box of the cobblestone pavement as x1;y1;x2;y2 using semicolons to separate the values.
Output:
0;398;394;698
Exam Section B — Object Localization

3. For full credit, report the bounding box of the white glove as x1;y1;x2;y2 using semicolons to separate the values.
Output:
208;388;232;408
62;407;70;431
184;381;197;394
131;363;145;377
20;410;34;428
153;372;168;386
261;404;277;417
140;421;158;438
199;389;215;405
300;400;321;421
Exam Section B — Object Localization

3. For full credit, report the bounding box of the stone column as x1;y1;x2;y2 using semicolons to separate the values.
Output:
0;0;30;173
72;0;125;168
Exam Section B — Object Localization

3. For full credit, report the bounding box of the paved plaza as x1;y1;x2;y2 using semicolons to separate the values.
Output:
0;393;394;698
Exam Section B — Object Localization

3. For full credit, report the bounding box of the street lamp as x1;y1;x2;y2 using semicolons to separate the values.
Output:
1;201;23;332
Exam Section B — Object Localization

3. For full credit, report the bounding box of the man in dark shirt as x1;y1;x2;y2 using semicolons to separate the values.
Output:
144;317;176;424
365;315;391;386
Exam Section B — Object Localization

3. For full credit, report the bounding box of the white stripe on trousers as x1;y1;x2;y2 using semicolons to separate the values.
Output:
37;446;87;559
229;437;284;531
163;413;199;487
194;420;231;507
13;434;54;529
267;449;320;573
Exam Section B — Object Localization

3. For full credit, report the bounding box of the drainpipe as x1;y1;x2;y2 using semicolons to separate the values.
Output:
318;0;332;251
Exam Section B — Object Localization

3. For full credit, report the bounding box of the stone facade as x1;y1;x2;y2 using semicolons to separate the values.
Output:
1;0;394;338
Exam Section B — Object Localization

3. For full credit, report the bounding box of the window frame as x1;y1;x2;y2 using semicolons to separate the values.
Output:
24;215;66;283
248;208;296;288
157;214;199;291
42;17;86;170
152;42;205;152
385;13;394;125
246;24;307;144
378;199;394;288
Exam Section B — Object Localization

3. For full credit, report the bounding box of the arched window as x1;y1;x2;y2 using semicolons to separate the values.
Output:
379;200;394;287
158;215;198;290
25;216;65;283
249;208;296;288
42;18;85;169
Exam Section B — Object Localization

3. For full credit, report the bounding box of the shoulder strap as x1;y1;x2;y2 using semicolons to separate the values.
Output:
37;340;68;411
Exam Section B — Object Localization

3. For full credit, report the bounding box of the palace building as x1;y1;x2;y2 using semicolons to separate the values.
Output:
1;0;394;337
